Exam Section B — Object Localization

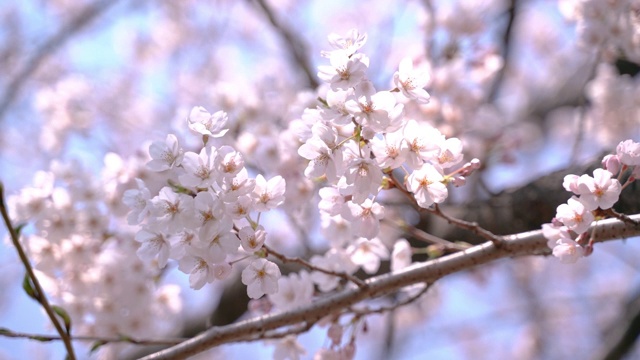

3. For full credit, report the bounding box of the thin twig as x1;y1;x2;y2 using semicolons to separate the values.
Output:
603;208;640;227
0;327;185;346
0;183;76;359
429;204;505;247
382;218;470;251
350;283;431;317
264;244;368;289
387;169;504;246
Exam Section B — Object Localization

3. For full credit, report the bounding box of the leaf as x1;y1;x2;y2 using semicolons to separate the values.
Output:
52;305;72;336
22;273;39;301
13;223;26;237
90;340;108;353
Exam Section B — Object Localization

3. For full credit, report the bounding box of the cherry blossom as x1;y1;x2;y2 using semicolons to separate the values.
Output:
555;197;594;234
317;51;369;90
187;106;229;138
616;139;640;166
272;335;307;360
347;237;389;274
325;28;367;56
341;199;384;239
135;229;171;268
403;119;444;169
322;89;355;126
241;258;281;299
406;163;448;208
122;178;151;225
200;221;238;263
177;249;218;290
310;249;356;292
147;134;183;172
576;168;621;210
268;271;313;310
179;146;218;188
238;225;267;253
370;131;409;169
393;57;431;103
149;187;194;233
318;186;345;216
298;122;343;180
391;239;412;272
252;175;286;212
552;236;585;264
215;146;245;180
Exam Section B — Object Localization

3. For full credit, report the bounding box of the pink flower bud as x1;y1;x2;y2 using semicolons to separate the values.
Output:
602;154;621;175
452;176;466;187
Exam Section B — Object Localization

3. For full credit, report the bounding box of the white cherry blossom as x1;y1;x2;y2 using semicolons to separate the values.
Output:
347;238;389;274
241;258;281;299
238;225;266;253
147;134;183;172
123;178;152;225
406;164;448;208
187;106;229;138
393;57;431;103
179;146;218;188
252;175;286;212
341;199;384;239
135;228;171;268
317;51;369;90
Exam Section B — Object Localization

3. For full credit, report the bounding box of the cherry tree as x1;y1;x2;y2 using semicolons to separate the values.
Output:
1;1;640;359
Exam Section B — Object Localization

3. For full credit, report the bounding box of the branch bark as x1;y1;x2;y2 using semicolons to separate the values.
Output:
141;214;640;360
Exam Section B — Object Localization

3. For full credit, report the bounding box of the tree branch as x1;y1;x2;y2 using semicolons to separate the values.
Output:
0;327;185;346
251;0;319;89
140;214;640;360
0;183;77;359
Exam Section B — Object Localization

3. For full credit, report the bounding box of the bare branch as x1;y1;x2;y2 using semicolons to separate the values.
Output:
264;244;368;288
251;0;319;89
140;214;640;360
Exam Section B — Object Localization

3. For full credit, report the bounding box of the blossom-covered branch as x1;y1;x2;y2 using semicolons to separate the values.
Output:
141;214;640;359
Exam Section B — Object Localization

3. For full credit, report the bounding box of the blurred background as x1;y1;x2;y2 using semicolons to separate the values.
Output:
1;0;640;359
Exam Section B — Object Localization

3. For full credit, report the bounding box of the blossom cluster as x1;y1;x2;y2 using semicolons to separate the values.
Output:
8;160;182;345
125;106;286;298
558;0;640;62
291;29;478;289
543;139;640;263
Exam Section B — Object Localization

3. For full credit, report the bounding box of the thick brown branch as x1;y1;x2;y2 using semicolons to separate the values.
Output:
140;214;640;360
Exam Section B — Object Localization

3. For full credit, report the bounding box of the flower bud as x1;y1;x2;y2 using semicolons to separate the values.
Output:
601;154;621;175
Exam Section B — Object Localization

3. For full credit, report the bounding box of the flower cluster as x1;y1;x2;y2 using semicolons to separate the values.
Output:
294;29;479;282
8;160;182;345
558;0;640;62
126;106;286;298
543;139;640;263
